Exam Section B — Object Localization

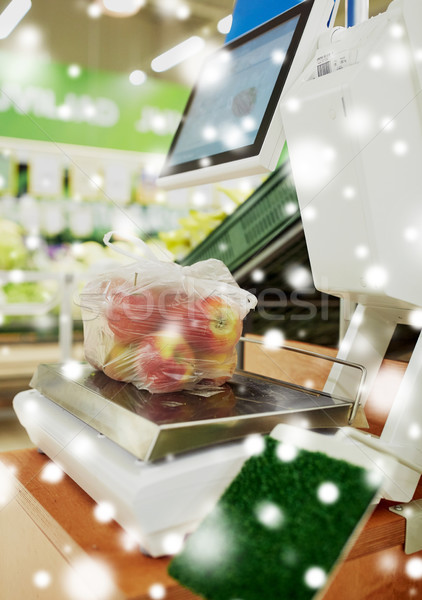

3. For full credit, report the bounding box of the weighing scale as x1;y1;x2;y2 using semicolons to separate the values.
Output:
14;350;359;557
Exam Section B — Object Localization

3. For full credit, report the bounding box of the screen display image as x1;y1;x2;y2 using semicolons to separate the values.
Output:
160;1;314;182
168;16;299;165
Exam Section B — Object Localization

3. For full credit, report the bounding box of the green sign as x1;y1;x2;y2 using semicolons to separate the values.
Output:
0;50;189;153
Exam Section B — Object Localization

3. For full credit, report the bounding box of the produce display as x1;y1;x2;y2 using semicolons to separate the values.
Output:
0;222;160;330
158;184;253;260
0;219;30;270
80;236;257;394
159;209;227;260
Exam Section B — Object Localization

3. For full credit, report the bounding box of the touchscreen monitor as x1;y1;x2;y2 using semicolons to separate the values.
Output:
159;0;335;188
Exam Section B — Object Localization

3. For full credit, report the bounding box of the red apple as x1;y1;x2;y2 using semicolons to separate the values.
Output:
136;329;196;393
182;296;242;353
103;342;137;382
106;288;161;342
157;291;190;335
197;348;238;386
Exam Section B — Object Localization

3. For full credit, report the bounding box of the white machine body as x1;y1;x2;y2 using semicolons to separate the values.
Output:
281;0;422;310
281;0;422;499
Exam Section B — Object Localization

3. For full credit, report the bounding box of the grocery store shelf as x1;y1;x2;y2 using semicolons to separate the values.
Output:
0;341;85;409
0;340;84;452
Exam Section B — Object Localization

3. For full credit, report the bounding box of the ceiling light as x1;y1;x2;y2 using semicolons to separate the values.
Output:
151;36;205;72
0;0;31;39
87;2;102;18
217;14;232;35
129;69;147;85
102;0;146;17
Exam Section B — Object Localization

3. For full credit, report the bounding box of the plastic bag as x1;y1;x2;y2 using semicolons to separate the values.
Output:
80;232;257;394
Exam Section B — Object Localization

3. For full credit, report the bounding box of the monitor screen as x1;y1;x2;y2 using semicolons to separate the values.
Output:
159;0;328;189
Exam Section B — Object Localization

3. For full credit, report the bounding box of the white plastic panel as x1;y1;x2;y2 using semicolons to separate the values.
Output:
281;1;422;309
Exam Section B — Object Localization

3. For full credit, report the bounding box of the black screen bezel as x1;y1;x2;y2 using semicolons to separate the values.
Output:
159;0;315;179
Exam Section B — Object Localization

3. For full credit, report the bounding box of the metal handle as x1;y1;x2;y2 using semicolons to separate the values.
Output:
239;336;366;425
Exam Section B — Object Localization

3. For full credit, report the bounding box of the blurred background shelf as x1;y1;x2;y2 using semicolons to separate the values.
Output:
0;340;84;451
0;341;84;399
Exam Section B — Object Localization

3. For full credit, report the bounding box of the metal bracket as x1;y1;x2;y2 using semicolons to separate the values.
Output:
389;500;422;554
239;336;366;425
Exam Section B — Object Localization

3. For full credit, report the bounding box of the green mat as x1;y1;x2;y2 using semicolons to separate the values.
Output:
169;436;380;600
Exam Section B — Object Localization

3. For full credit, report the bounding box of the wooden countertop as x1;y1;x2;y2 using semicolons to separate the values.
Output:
0;448;198;600
0;341;84;409
1;447;421;600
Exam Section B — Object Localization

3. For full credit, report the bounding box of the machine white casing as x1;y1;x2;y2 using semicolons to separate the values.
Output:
281;0;422;310
159;0;339;189
280;0;422;497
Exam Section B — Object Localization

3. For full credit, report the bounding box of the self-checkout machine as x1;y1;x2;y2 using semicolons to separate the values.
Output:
278;0;422;548
158;0;422;501
12;0;422;559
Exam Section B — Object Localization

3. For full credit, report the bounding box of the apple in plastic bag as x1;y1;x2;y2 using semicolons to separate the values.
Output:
197;349;238;386
106;289;159;342
84;314;115;372
182;296;242;353
103;342;137;381
157;291;189;334
81;276;128;306
137;329;196;393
